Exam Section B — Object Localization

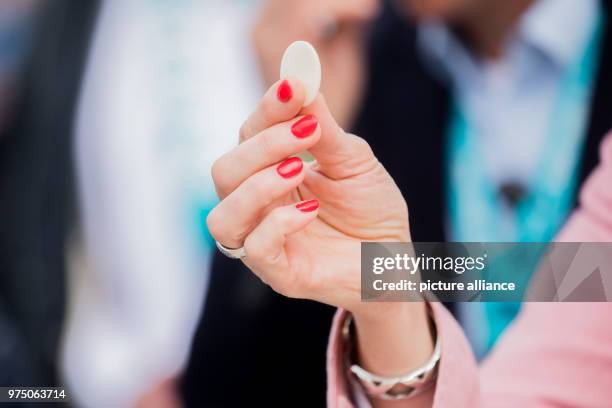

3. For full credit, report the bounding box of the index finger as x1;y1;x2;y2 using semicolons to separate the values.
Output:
239;77;306;142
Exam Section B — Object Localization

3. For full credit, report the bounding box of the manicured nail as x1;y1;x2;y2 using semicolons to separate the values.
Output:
277;79;293;103
296;199;319;213
277;157;303;178
291;115;318;138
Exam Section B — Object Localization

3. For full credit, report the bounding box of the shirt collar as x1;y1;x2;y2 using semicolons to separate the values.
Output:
419;0;600;72
519;0;599;68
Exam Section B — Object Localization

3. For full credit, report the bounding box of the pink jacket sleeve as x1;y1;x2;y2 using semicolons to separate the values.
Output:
327;134;612;407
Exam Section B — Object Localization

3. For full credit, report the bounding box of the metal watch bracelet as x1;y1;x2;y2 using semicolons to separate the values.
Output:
342;310;441;401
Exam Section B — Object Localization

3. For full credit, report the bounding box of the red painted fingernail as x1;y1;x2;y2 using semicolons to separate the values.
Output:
277;79;293;103
291;115;318;138
296;199;319;213
277;157;303;178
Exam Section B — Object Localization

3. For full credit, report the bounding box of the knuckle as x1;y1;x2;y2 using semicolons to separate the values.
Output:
207;207;249;246
259;97;276;123
243;173;270;200
258;129;277;161
211;157;230;190
271;207;292;226
239;122;252;142
205;208;223;240
350;133;375;157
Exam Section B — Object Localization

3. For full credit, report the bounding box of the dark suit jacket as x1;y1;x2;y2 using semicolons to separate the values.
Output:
181;2;612;407
0;0;98;387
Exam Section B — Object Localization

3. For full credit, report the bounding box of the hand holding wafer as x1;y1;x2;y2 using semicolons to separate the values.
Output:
208;42;409;315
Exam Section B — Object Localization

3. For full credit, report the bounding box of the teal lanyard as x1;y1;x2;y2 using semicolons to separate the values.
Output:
447;13;605;244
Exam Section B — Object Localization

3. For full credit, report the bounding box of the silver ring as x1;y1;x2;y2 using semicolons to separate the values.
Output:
216;241;246;259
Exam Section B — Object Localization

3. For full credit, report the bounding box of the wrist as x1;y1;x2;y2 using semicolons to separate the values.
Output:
351;301;425;327
350;302;435;377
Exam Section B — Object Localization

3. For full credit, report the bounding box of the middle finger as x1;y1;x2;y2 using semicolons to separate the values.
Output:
212;114;320;198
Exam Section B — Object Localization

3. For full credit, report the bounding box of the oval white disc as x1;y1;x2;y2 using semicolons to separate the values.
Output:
280;41;321;107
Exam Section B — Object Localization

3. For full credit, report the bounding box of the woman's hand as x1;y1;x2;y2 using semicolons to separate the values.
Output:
208;79;435;407
207;77;408;317
252;0;380;128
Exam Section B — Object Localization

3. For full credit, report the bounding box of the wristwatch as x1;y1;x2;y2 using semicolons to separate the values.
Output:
343;310;441;400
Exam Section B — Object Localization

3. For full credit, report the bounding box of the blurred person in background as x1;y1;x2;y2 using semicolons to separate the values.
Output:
1;0;261;406
64;0;261;406
183;0;612;405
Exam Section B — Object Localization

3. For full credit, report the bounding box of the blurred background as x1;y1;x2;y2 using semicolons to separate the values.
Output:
0;0;261;406
1;0;610;407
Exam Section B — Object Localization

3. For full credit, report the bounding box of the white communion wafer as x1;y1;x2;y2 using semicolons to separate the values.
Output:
280;41;321;107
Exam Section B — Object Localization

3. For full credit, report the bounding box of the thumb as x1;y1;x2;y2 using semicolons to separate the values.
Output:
301;94;377;179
